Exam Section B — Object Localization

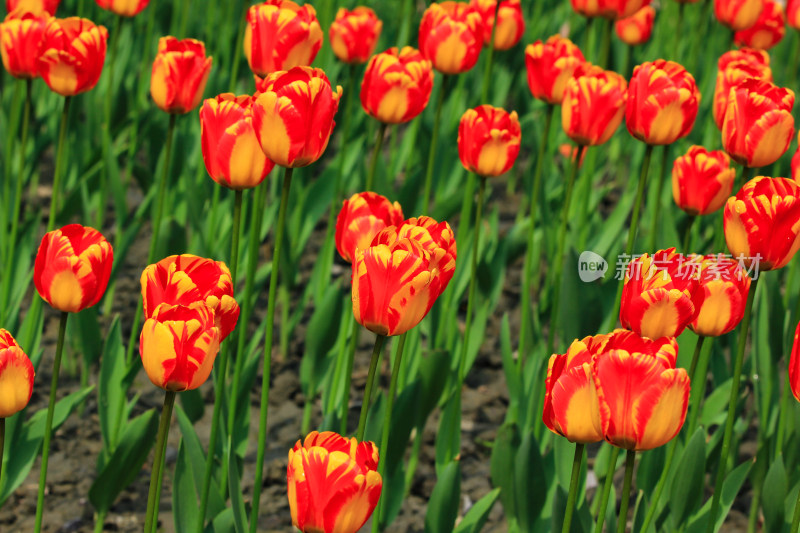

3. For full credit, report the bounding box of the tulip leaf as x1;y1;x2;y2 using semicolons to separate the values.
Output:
227;434;248;533
499;314;521;416
424;460;461;533
89;409;159;514
453;488;501;533
685;459;753;533
299;281;344;397
490;423;520;521
762;454;788;533
514;430;547;529
172;441;200;533
636;438;667;497
98;317;126;452
669;428;706;526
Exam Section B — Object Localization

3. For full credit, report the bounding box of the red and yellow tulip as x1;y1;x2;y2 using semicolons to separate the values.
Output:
5;0;59;15
724;176;800;271
335;192;404;264
0;11;48;78
789;0;800;29
94;0;149;17
789;321;800;402
562;64;627;146
689;254;751;337
200;93;274;190
734;0;785;50
457;104;521;177
36;16;107;96
418;1;483;75
714;0;764;30
570;0;651;19
33;224;113;314
615;6;655;46
150;36;212;114
0;329;34;418
360;46;434;124
328;6;382;64
470;0;525;50
524;35;586;105
793;146;800;184
672;146;736;216
287;431;382;533
244;0;322;77
712;47;772;129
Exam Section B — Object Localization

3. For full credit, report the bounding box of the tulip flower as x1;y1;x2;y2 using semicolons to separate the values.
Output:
252;66;342;168
672;146;736;216
724;176;800;271
793;147;800;184
620;249;700;339
689;254;751;337
562;64;627;146
559;143;588;167
734;0;785;50
359;46;434;124
150;36;212;114
418;1;483;75
615;6;655;46
34;224;113;314
328;6;382;64
335;192;404;264
0;329;34;418
244;0;323;77
0;11;48;78
789;321;800;402
712;47;772;129
714;0;764;30
626;59;700;146
37;17;107;96
524;35;586;105
570;0;651;19
5;0;59;15
200;93;274;190
140;254;240;342
721;78;794;169
789;0;800;29
457;104;521;177
94;0;149;17
287;431;382;533
470;0;525;50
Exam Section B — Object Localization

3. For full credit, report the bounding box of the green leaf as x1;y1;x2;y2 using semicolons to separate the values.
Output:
424;460;461;533
453;488;500;533
89;410;159;513
762;454;788;533
227;435;248;533
299;282;344;396
98;317;126;451
490;423;520;521
685;460;753;533
514;430;547;529
669;428;706;526
173;442;200;533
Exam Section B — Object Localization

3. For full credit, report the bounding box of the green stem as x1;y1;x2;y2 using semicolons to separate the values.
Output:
366;122;388;191
610;144;653;325
148;113;177;262
598;17;614;69
340;315;361;435
617;450;636;533
373;332;408;532
519;104;555;367
790;477;800;533
356;334;387;442
562;443;585;533
593;446;621;533
33;311;69;533
97;15;122;231
250;166;294;533
458;176;486;382
683;216;696;253
623;44;633;80
421;74;449;214
687;336;707;389
228;1;248;92
686;336;714;436
647;145;670;252
47;96;72;232
706;275;760;533
143;390;176;533
776;371;792;460
93;510;107;533
547;144;586;354
479;0;502;104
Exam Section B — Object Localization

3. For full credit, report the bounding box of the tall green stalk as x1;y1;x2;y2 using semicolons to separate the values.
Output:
686;336;714;436
646;145;670;252
458;176;486;382
562;443;585;533
479;1;502;105
228;1;249;93
547;144;586;353
340;316;361;435
356;334;387;442
97;15;123;230
143;391;176;533
421;75;450;214
250;166;294;533
598;17;614;69
683;216;697;252
593;446;621;533
366;122;388;191
706;275;760;533
617;450;636;533
48;97;72;232
33;311;69;533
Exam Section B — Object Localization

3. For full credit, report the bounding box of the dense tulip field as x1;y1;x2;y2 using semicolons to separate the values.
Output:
5;0;800;532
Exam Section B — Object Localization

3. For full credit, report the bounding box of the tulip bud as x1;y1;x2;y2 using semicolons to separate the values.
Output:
150;36;212;114
0;329;34;418
360;46;433;124
712;47;772;129
200;93;274;190
335;192;404;264
94;0;149;17
287;431;382;533
789;0;800;30
625;59;700;146
672;146;736;216
6;0;59;15
615;6;655;46
620;249;699;339
524;35;586;105
244;0;322;77
689;254;751;337
0;11;48;79
559;143;587;168
141;254;240;342
714;0;764;30
470;0;525;50
721;78;794;168
140;302;220;392
328;7;382;64
724;176;800;271
252;66;342;168
734;0;785;50
457;104;521;177
562;64;627;146
418;1;483;75
37;17;107;96
34;224;113;314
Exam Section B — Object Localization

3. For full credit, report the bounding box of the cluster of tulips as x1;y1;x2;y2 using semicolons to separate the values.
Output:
3;0;800;531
